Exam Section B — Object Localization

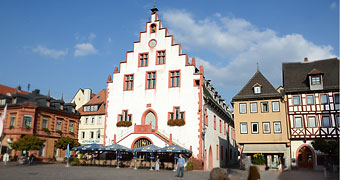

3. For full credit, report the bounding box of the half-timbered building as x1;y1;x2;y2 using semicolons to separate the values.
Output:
282;57;339;169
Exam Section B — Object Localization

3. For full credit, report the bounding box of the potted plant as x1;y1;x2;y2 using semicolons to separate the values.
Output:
167;119;185;126
252;153;266;171
116;121;132;127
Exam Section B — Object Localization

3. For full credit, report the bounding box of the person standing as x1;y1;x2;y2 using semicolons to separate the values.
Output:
155;156;160;171
3;153;9;165
176;154;185;179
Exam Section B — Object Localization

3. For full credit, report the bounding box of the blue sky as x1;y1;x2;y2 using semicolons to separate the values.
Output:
0;0;338;104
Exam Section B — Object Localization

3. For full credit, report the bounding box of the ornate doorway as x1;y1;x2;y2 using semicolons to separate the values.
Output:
297;146;314;168
132;138;152;149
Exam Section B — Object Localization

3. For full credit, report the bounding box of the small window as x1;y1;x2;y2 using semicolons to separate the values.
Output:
150;23;156;33
311;76;321;85
240;122;247;134
307;95;314;105
293;96;300;105
146;71;156;89
69;122;74;133
91;117;95;124
262;122;270;134
85;118;88;124
308;116;316;128
261;102;269;112
273;122;282;133
124;74;134;91
81;132;85;139
42;117;48;129
90;131;94;139
320;94;328;104
254;86;261;94
336;116;340;128
334;94;339;110
22;115;32;128
251;122;258;134
97;117;102;125
250;102;257;113
272;101;280;112
239;103;247;114
10;116;16;127
169;70;180;87
295;117;303;128
156;50;166;65
322;116;330;128
139;53;148;67
0;99;6;105
56;119;62;131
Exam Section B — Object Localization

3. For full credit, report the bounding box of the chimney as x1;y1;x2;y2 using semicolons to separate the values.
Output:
304;57;308;62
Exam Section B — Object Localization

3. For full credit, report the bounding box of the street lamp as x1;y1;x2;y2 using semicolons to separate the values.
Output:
6;138;12;153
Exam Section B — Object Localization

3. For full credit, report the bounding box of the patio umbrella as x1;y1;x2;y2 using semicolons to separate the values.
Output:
116;150;122;168
104;144;131;152
157;144;192;154
72;144;105;151
149;152;155;170
65;144;71;167
133;144;160;153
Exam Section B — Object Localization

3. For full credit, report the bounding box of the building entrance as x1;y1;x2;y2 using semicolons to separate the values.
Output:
297;146;314;168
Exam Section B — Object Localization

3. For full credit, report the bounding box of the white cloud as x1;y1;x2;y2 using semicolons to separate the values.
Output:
162;9;336;100
88;33;96;41
32;45;68;59
330;2;337;9
74;43;98;56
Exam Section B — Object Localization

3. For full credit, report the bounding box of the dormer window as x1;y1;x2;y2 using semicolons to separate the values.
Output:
308;68;323;90
311;76;321;85
254;86;261;94
0;99;5;105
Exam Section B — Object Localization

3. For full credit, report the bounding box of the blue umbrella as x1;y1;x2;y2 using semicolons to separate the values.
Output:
157;144;192;154
65;144;71;159
150;152;154;160
72;144;105;151
133;144;160;153
104;144;131;152
117;151;122;159
133;152;137;159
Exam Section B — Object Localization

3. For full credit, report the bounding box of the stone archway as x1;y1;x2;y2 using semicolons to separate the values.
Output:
209;146;213;170
131;137;153;149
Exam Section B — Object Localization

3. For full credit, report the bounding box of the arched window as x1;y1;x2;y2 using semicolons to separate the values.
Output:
133;138;152;149
150;24;156;33
145;111;156;130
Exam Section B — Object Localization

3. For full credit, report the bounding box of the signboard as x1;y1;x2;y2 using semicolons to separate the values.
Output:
81;139;100;144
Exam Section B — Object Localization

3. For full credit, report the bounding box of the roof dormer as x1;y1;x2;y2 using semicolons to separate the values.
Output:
252;83;262;94
308;68;324;90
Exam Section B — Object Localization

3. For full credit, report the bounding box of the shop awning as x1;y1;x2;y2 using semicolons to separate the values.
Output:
242;144;287;154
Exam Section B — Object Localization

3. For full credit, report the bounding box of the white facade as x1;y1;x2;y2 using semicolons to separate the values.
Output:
105;12;236;170
78;114;105;145
71;88;92;110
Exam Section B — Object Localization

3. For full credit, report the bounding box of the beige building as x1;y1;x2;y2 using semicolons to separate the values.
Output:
77;89;106;145
232;70;290;170
71;88;94;110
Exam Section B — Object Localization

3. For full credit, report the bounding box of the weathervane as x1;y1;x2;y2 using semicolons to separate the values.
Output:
151;0;159;13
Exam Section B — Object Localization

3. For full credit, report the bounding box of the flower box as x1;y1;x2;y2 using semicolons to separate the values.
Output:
167;119;185;126
116;121;132;127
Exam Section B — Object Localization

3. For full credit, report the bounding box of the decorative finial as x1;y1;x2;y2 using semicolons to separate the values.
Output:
151;0;158;13
257;62;259;72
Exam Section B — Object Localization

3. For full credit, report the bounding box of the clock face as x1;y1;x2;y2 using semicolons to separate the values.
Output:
149;39;157;47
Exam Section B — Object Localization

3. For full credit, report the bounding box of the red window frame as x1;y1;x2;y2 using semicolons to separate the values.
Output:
224;122;226;135
117;110;132;122
214;115;216;130
220;120;222;133
216;145;219;160
169;70;180;88
204;109;208;126
124;74;134;91
146;71;156;89
156;50;166;65
168;106;185;120
138;53;149;67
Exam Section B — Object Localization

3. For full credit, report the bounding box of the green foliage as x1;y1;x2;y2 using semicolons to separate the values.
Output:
9;125;14;129
56;136;80;150
252;153;265;165
116;121;132;127
185;161;194;171
42;128;50;134
312;138;339;157
57;130;63;136
25;125;31;130
11;135;43;151
167;119;185;126
69;131;75;135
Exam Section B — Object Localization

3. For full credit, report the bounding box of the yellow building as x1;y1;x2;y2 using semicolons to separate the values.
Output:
232;70;290;170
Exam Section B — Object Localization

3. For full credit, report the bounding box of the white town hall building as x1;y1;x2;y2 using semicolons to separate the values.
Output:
104;9;237;170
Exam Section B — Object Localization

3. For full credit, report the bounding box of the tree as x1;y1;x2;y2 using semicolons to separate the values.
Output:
11;135;43;153
56;137;80;150
312;138;339;167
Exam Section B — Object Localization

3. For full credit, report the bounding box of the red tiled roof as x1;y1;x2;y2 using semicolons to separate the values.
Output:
0;84;29;96
78;89;106;115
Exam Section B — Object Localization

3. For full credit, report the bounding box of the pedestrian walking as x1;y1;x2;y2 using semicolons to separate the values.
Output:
176;154;185;179
3;153;9;165
155;156;160;171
